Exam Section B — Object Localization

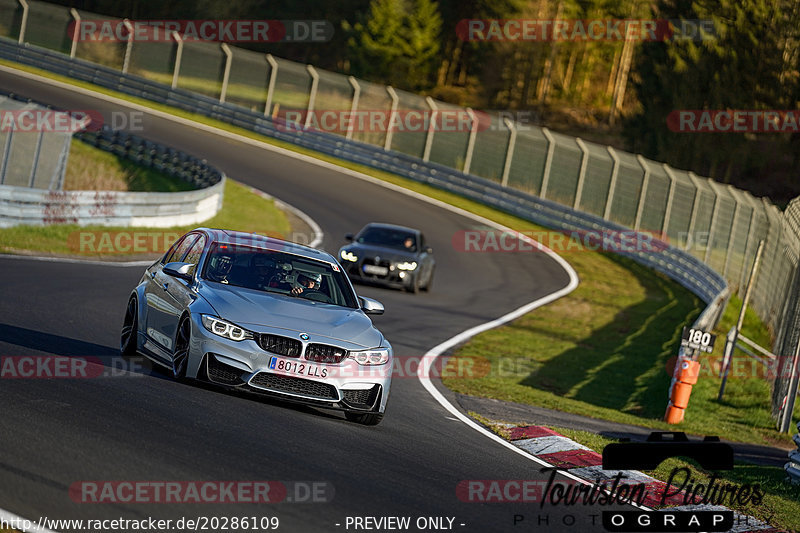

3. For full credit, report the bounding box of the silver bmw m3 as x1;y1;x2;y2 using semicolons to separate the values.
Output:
121;228;392;425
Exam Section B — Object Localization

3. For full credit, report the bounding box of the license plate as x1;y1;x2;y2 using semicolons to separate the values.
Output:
269;356;329;379
363;264;388;276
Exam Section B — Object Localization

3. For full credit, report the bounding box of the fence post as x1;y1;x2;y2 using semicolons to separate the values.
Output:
69;9;80;59
685;172;705;252
304;65;319;129
264;54;277;116
539;127;555;199
739;193;763;294
219;43;233;103
662;164;677;237
463;108;478;175
171;31;183;90
384;86;398;151
17;0;28;44
573;138;589;210
346;76;360;141
28;130;44;187
0;129;12;184
500;117;516;187
705;180;724;265
723;186;744;279
779;334;800;432
121;19;134;74
604;146;620;220
718;240;764;400
634;155;651;231
423;96;437;162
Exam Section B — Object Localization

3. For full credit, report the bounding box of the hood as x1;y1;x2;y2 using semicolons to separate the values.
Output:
198;282;383;349
342;243;418;262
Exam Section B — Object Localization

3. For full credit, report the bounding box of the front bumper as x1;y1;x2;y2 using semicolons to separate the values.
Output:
186;315;391;414
342;261;416;290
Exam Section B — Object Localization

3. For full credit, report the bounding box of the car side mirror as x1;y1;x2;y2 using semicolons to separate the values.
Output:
345;233;354;242
425;246;433;254
359;296;384;315
163;262;193;282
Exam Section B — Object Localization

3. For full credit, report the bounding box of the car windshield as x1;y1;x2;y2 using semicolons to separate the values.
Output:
356;226;417;251
202;243;358;309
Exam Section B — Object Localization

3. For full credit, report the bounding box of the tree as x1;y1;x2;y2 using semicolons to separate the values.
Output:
343;0;442;90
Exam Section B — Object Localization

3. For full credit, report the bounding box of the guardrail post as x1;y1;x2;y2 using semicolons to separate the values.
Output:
346;76;360;140
264;54;277;116
423;96;438;162
0;129;12;184
304;65;319;129
384;86;398;151
17;0;28;44
573;138;589;210
463;108;478;175
69;9;80;59
501;117;516;187
219;43;233;103
28;130;44;187
171;31;183;90
604;146;620;220
121;19;134;74
705;180;724;265
539;127;555;199
634;155;651;231
661;164;677;238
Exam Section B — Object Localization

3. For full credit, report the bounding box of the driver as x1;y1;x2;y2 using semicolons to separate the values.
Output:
210;254;233;284
291;271;322;296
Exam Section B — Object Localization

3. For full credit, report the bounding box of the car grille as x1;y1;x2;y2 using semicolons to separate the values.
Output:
360;257;392;279
250;372;338;400
206;354;245;385
305;343;348;363
342;385;380;408
256;334;302;357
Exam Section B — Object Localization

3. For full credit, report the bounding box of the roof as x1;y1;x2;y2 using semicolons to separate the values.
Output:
194;228;333;262
360;222;420;234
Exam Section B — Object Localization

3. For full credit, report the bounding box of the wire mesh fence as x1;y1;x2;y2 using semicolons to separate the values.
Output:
2;0;799;428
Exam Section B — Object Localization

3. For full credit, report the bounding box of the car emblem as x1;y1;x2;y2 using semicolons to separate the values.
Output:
299;333;310;340
375;256;380;262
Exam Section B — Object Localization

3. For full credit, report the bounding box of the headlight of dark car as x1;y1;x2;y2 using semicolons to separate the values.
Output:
395;261;417;271
201;315;253;341
340;249;358;262
348;347;390;365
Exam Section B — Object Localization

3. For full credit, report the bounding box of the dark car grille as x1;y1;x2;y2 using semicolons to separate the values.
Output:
250;373;338;400
256;334;302;357
206;354;245;385
305;343;348;363
342;385;380;408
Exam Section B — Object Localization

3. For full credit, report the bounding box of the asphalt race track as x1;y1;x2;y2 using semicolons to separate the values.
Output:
0;69;631;532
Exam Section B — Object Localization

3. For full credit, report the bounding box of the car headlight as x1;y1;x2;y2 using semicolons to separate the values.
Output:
201;315;253;341
340;250;358;262
349;347;390;365
396;261;417;271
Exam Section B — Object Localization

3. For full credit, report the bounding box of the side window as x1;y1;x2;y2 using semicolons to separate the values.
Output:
183;236;207;276
164;234;198;264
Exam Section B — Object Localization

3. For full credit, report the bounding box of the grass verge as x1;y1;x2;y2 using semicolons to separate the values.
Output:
65;137;195;192
0;179;291;257
1;59;789;445
473;413;800;532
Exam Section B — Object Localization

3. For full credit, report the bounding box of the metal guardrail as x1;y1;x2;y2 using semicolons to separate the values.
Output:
0;90;225;228
0;38;728;305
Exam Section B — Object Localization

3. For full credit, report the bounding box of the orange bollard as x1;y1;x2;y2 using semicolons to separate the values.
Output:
664;401;685;424
665;356;702;424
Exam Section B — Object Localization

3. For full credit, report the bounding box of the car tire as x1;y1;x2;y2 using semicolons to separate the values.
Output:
120;296;138;356
421;267;434;292
172;315;191;380
405;274;420;294
345;411;384;425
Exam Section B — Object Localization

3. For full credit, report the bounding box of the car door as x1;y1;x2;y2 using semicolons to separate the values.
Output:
144;233;198;351
161;234;206;347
